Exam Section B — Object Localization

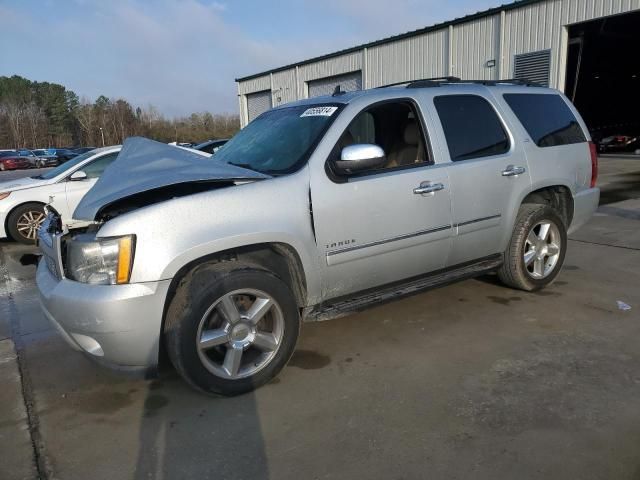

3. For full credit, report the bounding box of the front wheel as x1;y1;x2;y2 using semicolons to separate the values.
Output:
164;262;300;396
498;204;567;291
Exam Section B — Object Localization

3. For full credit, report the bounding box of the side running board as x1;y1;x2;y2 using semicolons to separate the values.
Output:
304;255;502;322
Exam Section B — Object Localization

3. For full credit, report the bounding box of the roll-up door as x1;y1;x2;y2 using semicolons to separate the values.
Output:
247;90;272;122
308;71;362;98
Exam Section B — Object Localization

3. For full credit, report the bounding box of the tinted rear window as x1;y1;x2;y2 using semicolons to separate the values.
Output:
434;95;510;162
503;94;586;147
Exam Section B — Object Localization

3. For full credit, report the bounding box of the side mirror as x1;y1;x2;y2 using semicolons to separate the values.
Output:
334;144;386;174
69;170;88;181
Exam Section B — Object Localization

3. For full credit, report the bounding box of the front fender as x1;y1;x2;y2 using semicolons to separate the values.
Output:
95;169;323;304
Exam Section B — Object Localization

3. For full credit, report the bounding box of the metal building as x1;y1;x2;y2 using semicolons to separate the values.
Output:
236;0;640;136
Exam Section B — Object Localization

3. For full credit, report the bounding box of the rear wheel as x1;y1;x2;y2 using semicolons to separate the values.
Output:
7;203;47;244
164;262;300;396
498;204;567;291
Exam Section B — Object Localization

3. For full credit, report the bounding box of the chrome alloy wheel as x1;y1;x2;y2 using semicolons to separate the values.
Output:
16;210;46;241
523;220;561;279
196;289;285;380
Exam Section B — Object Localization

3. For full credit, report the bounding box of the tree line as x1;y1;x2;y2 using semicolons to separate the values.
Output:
0;75;239;149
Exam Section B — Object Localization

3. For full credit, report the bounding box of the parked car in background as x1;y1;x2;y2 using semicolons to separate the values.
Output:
596;134;640;153
0;146;121;243
0;151;34;171
50;148;78;163
0;142;211;244
32;149;60;168
72;147;97;155
36;81;599;396
18;149;40;167
193;139;228;155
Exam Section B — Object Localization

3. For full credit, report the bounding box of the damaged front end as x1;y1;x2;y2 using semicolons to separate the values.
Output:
74;136;270;222
42;137;270;284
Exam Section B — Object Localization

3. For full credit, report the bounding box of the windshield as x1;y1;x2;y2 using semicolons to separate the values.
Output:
37;150;108;180
214;104;342;174
0;151;17;158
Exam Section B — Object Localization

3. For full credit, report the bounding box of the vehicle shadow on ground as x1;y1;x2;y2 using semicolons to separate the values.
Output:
132;370;271;480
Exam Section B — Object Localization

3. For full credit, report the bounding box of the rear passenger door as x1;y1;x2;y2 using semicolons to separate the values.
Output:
431;94;531;265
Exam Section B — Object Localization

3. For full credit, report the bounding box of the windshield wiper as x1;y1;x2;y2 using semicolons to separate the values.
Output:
31;175;43;179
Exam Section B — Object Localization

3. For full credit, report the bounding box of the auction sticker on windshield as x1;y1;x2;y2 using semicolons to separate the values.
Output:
300;106;338;117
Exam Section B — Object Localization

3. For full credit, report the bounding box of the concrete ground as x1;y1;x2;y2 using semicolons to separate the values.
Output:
1;157;639;480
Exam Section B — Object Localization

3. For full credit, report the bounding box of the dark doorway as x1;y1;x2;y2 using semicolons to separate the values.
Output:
565;11;640;146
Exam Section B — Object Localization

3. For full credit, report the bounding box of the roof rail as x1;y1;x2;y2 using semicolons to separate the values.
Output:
406;78;543;89
377;77;461;89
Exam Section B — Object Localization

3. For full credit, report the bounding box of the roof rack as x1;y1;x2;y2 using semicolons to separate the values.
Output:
377;77;461;89
405;78;543;88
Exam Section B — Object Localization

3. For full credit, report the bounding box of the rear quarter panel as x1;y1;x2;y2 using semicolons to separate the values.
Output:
488;89;593;248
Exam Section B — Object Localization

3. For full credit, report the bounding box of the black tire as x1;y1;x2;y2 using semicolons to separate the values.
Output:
498;204;567;291
164;262;300;396
7;203;46;244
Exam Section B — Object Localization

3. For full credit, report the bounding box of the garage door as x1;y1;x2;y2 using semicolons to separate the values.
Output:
247;90;272;122
513;50;551;87
308;71;362;98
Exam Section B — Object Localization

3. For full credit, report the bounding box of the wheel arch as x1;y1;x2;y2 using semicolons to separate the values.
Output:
520;184;574;227
157;242;309;370
499;183;574;253
4;200;51;240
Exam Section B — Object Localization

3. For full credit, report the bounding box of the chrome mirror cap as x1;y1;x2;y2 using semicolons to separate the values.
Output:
334;144;386;174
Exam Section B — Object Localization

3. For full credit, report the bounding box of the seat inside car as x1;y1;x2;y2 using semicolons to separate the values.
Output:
386;121;425;168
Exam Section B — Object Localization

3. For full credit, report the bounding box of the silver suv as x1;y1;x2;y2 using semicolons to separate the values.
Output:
37;79;599;395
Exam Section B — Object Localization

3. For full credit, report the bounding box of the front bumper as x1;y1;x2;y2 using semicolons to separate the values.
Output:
36;259;172;371
569;187;600;234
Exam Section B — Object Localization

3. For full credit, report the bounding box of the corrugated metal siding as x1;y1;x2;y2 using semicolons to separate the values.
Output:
308;71;362;97
451;14;500;80
237;0;640;126
366;29;448;87
238;75;270;95
298;51;362;83
271;70;297;107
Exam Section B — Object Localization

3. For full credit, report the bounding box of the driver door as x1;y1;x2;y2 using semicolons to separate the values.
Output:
310;100;453;299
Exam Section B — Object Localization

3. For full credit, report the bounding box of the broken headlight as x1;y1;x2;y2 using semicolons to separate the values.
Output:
66;234;135;285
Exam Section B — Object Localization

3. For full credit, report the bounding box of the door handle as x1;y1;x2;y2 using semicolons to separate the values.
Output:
413;182;444;195
502;165;526;177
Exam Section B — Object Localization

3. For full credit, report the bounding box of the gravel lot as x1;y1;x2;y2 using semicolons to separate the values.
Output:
1;157;639;480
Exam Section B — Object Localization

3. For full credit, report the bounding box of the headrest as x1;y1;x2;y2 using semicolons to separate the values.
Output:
403;122;419;145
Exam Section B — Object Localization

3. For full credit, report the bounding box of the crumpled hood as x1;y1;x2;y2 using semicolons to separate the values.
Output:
74;136;270;221
0;176;47;193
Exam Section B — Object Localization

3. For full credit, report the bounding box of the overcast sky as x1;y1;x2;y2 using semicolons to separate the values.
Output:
0;0;502;116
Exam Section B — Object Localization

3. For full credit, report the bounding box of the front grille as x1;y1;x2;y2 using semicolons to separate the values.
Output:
44;254;59;279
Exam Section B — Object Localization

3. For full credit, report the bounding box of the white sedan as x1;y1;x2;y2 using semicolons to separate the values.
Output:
0;146;121;243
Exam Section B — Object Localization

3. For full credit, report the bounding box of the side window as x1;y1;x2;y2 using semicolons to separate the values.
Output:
335;101;430;174
503;93;586;147
80;153;118;179
434;95;510;162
